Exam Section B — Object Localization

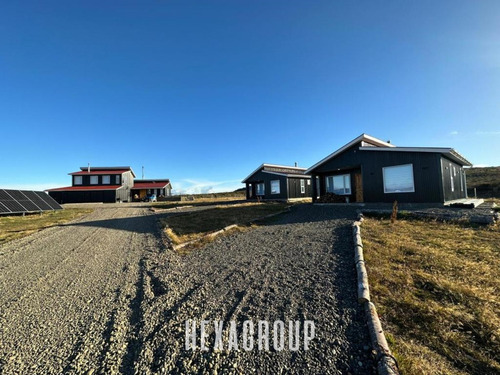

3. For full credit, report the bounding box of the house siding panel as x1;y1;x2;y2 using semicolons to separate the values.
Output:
287;177;312;199
441;156;467;201
359;151;443;203
49;190;117;204
313;144;363;174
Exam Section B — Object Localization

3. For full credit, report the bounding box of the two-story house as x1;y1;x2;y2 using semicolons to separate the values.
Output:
47;166;136;203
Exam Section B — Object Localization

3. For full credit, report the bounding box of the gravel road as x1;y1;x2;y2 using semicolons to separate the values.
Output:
0;204;374;374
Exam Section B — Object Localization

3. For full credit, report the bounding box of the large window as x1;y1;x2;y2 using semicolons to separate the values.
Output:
300;179;305;194
270;180;280;194
90;176;98;185
102;175;110;184
326;174;351;195
383;164;415;193
256;183;265;196
74;176;82;185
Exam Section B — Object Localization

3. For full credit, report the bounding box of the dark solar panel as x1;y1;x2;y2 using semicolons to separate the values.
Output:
0;193;27;213
35;191;63;210
14;192;42;211
22;191;53;210
0;189;63;215
0;201;12;213
0;189;14;201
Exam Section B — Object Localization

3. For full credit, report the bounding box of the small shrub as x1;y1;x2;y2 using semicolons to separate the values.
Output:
391;200;398;224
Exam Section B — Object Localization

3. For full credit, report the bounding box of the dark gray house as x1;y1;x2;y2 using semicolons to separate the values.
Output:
242;164;312;201
47;166;136;203
306;134;472;204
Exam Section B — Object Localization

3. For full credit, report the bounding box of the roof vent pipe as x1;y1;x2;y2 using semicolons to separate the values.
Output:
294;162;298;167
88;163;90;173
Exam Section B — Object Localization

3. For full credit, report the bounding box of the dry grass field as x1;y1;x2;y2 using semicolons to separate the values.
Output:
362;218;500;374
152;197;245;210
466;166;500;198
160;202;289;245
0;209;93;245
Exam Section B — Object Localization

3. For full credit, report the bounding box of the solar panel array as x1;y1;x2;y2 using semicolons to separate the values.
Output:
0;189;62;215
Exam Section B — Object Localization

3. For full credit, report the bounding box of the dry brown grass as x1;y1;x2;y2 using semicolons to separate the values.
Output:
161;203;288;245
362;217;500;375
153;197;245;210
0;209;93;245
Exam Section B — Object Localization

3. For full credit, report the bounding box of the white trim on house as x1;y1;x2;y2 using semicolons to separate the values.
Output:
325;174;351;195
256;182;265;195
358;146;472;166
305;134;395;174
382;164;415;194
270;180;280;194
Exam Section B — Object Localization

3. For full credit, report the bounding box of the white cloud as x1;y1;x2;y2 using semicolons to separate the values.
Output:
172;179;243;195
449;131;459;135
471;164;491;168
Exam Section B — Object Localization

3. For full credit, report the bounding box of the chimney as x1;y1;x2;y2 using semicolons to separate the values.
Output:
294;162;298;167
88;163;90;173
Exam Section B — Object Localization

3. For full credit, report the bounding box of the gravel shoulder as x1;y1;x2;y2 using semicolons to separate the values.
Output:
0;204;374;374
0;205;164;374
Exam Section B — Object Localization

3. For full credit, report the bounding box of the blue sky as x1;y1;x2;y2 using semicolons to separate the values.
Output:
1;1;499;193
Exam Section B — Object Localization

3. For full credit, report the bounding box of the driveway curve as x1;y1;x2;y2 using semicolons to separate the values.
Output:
0;204;374;374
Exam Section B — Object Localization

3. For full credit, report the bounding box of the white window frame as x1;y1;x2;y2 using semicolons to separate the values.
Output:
300;179;305;194
90;175;99;185
270;180;280;195
326;174;351;195
115;175;120;184
74;176;82;185
382;164;415;194
256;182;265;196
449;163;454;192
102;175;111;184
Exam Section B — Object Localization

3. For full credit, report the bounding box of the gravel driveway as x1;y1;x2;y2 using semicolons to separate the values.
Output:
0;204;374;374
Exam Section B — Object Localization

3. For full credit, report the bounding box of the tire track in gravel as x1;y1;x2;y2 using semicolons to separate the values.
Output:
0;208;124;308
134;204;376;375
0;205;166;375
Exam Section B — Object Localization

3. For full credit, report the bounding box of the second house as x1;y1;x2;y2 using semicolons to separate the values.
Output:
242;164;312;201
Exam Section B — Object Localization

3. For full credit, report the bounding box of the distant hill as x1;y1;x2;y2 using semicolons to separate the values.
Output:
466;167;500;198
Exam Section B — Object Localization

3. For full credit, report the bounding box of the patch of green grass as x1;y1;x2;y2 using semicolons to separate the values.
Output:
161;203;288;245
0;209;93;245
362;218;500;375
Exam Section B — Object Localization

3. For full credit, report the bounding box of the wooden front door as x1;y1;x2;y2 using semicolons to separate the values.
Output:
354;173;363;202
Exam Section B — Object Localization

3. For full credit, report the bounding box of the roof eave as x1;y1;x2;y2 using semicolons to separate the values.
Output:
305;134;395;174
242;163;308;183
